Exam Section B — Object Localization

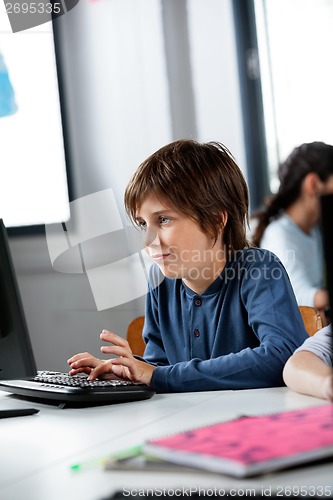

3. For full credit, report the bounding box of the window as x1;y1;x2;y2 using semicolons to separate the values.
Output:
0;14;70;231
255;0;333;192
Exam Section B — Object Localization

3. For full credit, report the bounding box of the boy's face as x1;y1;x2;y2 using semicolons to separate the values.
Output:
136;194;226;293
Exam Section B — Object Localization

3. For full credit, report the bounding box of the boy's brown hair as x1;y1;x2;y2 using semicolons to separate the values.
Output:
124;139;250;251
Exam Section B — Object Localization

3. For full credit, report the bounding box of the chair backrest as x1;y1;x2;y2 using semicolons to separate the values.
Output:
299;306;323;336
126;316;145;356
126;308;323;355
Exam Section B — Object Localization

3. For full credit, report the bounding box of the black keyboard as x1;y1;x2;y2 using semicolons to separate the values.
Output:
0;371;156;405
34;371;142;388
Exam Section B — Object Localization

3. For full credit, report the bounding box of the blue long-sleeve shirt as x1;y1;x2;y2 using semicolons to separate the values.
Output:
142;248;308;393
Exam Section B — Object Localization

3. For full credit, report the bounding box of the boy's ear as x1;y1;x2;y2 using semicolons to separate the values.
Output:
220;211;228;229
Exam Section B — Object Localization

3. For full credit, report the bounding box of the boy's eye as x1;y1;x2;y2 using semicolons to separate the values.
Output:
136;216;171;229
159;216;171;225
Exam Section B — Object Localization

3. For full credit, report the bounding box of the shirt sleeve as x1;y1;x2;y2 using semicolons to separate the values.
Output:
294;325;333;367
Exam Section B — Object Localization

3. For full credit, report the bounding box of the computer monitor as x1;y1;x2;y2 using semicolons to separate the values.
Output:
320;193;333;321
0;219;37;379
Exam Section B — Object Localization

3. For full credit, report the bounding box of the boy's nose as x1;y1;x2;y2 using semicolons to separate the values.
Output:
144;227;159;247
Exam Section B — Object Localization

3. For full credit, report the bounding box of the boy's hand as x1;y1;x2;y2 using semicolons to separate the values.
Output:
67;352;105;376
67;330;155;387
88;330;155;386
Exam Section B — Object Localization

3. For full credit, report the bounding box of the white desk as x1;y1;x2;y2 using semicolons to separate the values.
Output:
0;387;332;500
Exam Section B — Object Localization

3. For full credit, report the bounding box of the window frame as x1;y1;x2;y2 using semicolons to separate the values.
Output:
232;0;270;212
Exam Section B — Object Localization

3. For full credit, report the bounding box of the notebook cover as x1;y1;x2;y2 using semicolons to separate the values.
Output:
143;404;333;477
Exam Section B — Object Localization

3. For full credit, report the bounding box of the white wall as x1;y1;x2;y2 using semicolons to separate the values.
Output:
11;0;246;370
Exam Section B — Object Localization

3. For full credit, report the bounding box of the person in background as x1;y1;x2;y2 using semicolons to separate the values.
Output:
283;324;333;401
251;142;333;322
68;139;308;393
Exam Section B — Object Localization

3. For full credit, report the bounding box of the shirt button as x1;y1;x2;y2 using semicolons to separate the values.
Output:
194;329;200;337
194;299;202;307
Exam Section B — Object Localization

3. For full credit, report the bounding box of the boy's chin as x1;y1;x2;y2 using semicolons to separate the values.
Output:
157;263;184;280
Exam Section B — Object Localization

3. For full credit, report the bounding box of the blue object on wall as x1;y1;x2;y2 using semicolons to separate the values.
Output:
0;53;18;118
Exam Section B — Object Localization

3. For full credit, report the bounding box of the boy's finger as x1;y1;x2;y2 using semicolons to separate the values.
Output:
100;330;130;348
87;361;113;380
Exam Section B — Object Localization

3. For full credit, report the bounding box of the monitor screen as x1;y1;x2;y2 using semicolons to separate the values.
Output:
0;219;37;379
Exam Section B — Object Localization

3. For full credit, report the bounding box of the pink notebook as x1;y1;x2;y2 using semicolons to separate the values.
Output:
143;404;333;477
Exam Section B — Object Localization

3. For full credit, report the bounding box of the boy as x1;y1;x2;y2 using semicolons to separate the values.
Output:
68;140;308;392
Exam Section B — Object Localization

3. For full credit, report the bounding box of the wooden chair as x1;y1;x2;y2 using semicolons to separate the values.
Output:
126;316;145;356
299;306;323;336
126;308;322;356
